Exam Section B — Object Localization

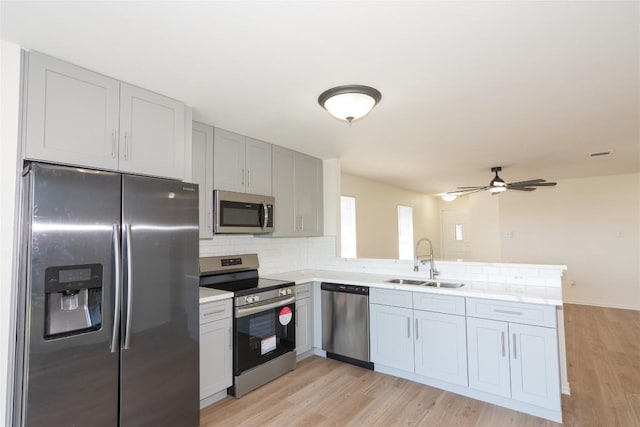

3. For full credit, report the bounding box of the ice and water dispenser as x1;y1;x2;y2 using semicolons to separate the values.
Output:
44;264;103;339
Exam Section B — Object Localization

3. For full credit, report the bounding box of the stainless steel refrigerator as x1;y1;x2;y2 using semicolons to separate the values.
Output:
14;162;200;426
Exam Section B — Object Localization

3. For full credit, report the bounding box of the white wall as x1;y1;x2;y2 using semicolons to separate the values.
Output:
499;173;640;310
468;192;502;261
341;173;440;259
0;40;22;426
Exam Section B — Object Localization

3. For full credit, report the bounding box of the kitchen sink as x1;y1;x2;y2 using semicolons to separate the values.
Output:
386;278;427;285
386;278;465;288
423;281;465;288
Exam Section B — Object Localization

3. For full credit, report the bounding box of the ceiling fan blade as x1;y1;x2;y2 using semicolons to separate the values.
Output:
508;179;546;186
507;187;536;192
447;187;487;196
509;182;557;187
456;186;485;190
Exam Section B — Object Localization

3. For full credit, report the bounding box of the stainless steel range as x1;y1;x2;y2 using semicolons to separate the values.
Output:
199;254;296;398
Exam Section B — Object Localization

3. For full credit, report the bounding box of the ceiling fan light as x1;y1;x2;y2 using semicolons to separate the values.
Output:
488;186;506;193
441;194;457;202
318;85;381;123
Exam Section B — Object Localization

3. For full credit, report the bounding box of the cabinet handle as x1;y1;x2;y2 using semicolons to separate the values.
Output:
111;129;116;159
494;309;523;316
415;318;419;340
247;169;251;187
241;168;245;185
501;331;505;357
208;210;212;231
407;317;411;338
512;333;517;359
228;327;232;350
301;216;304;231
124;132;129;160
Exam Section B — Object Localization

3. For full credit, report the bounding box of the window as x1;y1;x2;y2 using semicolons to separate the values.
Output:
340;196;357;258
455;224;463;241
397;205;414;260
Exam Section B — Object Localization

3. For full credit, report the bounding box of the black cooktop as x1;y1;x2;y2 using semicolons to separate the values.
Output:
199;269;294;297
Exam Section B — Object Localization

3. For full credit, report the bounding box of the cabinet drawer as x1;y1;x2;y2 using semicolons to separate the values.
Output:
295;283;312;300
200;299;232;325
466;298;556;328
370;288;412;308
413;292;465;315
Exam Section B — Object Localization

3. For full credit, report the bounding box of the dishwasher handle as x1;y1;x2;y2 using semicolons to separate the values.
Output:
321;282;369;295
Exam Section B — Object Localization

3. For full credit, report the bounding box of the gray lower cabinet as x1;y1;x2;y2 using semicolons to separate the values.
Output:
466;298;561;412
370;289;562;421
213;128;272;196
199;299;232;405
295;283;313;356
192;122;214;238
370;303;414;371
272;146;323;237
370;288;467;386
23;51;185;179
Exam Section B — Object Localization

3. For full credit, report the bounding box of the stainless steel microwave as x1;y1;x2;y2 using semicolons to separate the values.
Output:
213;190;274;234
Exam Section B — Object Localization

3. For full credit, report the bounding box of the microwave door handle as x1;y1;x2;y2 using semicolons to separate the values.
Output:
261;201;268;230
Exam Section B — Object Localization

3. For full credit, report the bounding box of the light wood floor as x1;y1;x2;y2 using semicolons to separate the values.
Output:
200;304;640;426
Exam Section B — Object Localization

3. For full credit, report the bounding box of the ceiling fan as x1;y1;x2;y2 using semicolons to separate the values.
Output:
447;167;557;197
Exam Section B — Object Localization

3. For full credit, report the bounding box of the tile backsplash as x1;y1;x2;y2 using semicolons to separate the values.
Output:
200;235;565;287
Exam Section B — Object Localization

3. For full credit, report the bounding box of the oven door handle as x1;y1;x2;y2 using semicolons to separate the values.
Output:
235;295;295;318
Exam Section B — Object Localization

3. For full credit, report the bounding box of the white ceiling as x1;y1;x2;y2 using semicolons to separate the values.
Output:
2;1;638;195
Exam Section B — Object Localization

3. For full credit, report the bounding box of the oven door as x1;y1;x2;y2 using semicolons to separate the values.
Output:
234;295;295;375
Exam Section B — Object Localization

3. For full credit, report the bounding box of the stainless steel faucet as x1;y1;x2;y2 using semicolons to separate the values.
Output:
414;238;439;279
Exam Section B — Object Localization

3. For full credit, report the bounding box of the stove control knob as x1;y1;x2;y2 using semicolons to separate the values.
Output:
287;288;293;295
245;296;253;304
253;295;259;302
279;289;286;296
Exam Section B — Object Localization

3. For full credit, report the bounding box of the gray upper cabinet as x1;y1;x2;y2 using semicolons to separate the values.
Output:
272;146;323;237
192;122;214;239
24;52;120;171
23;51;185;180
119;83;185;180
213;128;271;195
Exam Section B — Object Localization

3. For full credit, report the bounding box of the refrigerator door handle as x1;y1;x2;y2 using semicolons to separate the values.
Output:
111;224;122;353
124;223;133;350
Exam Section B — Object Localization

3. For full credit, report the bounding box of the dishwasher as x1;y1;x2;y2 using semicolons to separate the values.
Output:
321;282;374;370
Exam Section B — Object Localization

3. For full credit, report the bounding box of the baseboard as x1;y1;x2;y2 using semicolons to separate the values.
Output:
200;390;228;409
563;300;640;311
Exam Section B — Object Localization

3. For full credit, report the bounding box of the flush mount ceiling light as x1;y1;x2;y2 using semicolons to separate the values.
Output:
318;85;381;123
441;194;457;202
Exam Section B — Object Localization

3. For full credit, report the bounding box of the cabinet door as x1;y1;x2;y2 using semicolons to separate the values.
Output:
24;51;120;170
271;146;296;236
414;310;468;386
467;317;511;397
192;122;214;238
295;297;313;355
294;153;323;236
245;137;272;196
200;317;232;400
213;128;246;193
370;304;414;372
509;323;561;410
119;83;185;179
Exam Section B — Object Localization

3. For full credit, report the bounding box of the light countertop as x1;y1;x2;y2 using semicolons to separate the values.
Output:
263;269;563;306
199;287;233;304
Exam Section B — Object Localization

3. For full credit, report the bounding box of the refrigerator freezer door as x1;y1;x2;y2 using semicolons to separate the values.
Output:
22;163;120;426
120;175;199;427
